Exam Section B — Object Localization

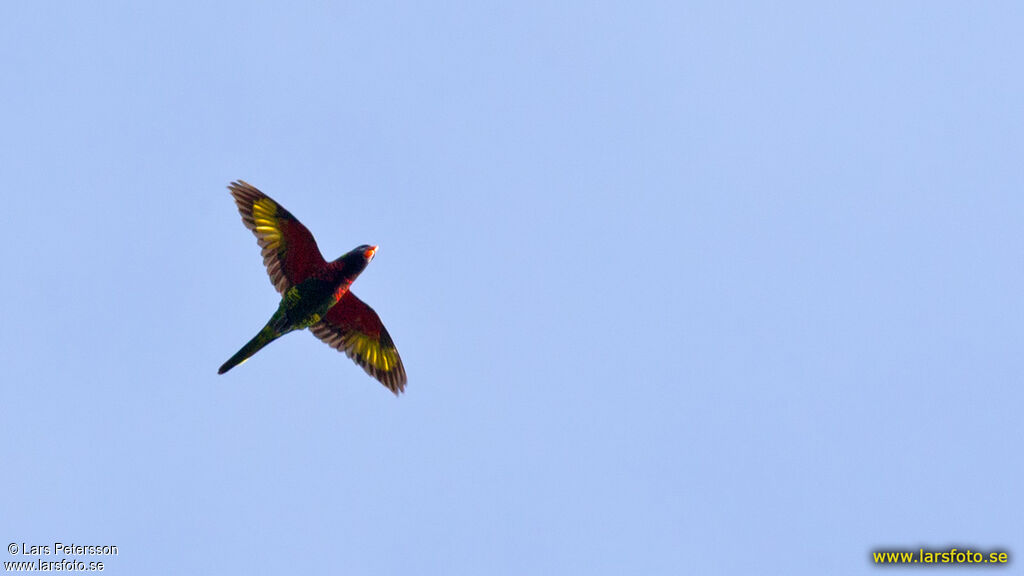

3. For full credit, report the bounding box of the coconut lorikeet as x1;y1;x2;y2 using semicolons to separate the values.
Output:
218;181;406;394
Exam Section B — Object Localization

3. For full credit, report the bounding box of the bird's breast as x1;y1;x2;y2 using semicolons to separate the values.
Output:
332;282;352;304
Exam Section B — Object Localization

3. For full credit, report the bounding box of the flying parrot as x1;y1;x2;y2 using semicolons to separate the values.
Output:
218;181;407;394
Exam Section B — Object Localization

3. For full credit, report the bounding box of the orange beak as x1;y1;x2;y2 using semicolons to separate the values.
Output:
365;245;378;260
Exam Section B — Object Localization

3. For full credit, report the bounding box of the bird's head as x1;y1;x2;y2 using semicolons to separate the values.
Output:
338;244;378;277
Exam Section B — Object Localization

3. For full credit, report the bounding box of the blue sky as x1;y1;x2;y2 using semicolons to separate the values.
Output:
2;2;1022;574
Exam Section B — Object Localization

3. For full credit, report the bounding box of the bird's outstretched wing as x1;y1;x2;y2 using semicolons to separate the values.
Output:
310;292;407;394
228;181;327;294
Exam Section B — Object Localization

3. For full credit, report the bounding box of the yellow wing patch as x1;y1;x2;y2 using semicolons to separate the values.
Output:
252;198;284;253
346;332;399;373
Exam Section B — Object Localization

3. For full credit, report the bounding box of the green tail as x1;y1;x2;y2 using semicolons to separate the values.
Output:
218;325;282;374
